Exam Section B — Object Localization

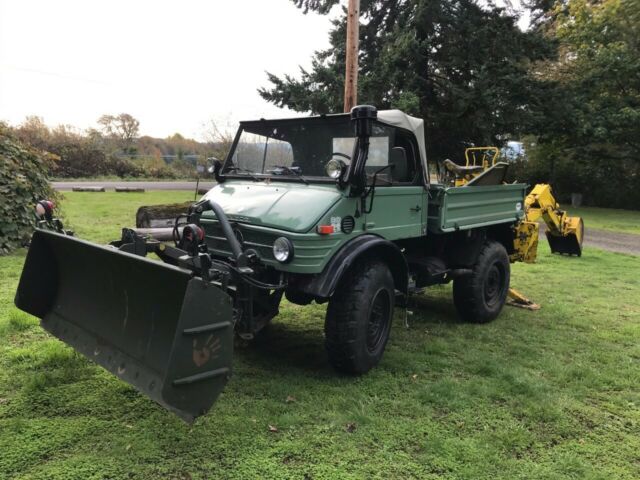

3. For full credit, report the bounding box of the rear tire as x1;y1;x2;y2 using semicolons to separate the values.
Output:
325;260;395;374
453;241;510;323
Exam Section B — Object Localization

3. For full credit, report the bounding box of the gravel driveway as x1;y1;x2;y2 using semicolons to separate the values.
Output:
539;224;639;255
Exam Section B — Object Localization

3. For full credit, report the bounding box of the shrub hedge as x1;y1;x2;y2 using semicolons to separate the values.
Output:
0;125;58;254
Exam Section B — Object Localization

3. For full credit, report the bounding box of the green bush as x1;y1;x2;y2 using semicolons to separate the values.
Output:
145;165;178;179
0;125;58;254
105;156;145;178
54;143;109;177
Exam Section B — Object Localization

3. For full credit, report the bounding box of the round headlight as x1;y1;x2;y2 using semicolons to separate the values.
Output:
325;158;345;179
273;237;294;263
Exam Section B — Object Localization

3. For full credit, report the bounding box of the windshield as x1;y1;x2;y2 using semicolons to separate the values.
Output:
223;116;394;181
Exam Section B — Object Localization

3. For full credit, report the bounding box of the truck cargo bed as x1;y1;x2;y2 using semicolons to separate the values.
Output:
427;183;526;233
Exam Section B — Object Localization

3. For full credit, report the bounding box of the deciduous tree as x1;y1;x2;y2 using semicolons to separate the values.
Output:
97;113;140;151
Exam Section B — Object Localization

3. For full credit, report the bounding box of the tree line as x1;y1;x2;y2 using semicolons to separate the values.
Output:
7;114;231;179
4;0;637;207
261;0;639;209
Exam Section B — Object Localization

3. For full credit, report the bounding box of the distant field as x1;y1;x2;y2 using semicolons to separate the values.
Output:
1;192;638;479
57;190;195;241
52;176;197;182
569;206;640;235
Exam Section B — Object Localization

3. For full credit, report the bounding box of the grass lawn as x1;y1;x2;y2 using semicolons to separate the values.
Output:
56;191;198;243
569;206;640;235
1;192;639;479
51;176;198;182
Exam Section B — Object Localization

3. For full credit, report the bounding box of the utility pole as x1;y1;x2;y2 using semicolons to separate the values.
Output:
343;0;360;112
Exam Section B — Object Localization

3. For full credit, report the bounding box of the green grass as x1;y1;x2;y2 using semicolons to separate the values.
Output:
569;206;640;235
1;192;639;479
51;176;197;182
57;191;197;243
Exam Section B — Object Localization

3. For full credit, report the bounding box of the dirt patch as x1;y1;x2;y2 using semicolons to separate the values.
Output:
583;228;640;255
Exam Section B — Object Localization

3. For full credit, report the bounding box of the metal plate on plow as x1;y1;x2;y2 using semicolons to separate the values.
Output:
15;229;234;421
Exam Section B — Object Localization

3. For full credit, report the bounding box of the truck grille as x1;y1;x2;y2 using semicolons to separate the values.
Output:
201;221;275;261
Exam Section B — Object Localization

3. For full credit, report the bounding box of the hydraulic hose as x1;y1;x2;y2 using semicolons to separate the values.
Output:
194;199;243;261
192;200;288;290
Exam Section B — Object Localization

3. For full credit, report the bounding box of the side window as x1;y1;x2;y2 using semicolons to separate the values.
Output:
333;137;356;160
338;137;391;169
364;136;392;186
358;125;420;186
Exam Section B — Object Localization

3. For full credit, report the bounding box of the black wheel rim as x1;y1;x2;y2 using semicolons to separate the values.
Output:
484;262;506;308
367;289;391;353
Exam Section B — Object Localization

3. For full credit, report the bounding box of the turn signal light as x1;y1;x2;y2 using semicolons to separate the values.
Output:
316;225;335;235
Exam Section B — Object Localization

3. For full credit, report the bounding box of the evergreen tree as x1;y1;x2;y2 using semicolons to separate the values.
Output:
260;0;555;162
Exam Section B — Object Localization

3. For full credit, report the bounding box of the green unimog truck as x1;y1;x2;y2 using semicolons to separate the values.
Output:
16;106;527;421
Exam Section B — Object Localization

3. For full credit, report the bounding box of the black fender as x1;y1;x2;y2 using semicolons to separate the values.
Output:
296;234;408;299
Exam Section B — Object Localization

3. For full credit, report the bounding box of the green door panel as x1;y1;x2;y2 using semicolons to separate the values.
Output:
364;186;425;240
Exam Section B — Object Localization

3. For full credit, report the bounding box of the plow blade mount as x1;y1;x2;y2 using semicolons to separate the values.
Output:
546;216;584;256
15;229;234;422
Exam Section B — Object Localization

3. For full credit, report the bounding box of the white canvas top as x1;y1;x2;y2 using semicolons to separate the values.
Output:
377;110;427;167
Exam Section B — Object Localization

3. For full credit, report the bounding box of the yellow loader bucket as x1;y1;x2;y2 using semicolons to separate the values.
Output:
15;229;234;422
546;216;584;256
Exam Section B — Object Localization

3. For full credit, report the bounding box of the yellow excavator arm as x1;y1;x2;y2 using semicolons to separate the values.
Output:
512;183;584;263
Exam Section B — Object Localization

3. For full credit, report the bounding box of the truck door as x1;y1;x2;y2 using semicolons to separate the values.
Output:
363;129;425;240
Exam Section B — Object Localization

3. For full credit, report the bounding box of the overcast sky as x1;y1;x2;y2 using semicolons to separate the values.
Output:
0;0;336;139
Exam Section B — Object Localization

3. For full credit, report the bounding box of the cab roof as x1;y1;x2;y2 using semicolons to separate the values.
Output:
377;110;427;167
241;108;428;168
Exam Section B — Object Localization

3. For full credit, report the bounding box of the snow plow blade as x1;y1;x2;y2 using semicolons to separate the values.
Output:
15;229;234;422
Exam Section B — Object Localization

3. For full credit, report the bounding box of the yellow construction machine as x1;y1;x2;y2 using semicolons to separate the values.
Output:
443;147;585;309
512;183;584;262
444;146;501;187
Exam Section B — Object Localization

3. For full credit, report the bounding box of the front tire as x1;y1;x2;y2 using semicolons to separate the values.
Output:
325;260;395;374
453;240;510;323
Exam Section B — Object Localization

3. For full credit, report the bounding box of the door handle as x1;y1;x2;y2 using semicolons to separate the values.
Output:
410;205;422;212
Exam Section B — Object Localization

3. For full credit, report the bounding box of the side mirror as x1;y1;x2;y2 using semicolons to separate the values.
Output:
208;159;224;182
390;147;408;182
206;156;221;173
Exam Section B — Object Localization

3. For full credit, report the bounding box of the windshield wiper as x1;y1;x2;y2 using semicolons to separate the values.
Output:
224;166;261;182
269;165;309;185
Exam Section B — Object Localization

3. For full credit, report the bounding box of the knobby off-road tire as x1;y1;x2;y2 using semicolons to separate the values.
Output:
453;240;510;323
325;260;395;374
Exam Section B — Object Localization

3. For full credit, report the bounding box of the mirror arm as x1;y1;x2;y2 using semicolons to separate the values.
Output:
361;164;391;215
212;159;226;183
